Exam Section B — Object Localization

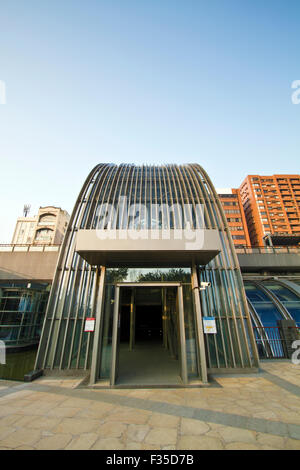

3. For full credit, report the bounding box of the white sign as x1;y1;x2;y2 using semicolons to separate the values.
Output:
84;318;95;332
0;341;6;364
203;317;217;334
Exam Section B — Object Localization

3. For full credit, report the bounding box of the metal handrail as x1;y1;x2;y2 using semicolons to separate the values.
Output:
0;244;60;252
253;325;300;359
236;246;300;255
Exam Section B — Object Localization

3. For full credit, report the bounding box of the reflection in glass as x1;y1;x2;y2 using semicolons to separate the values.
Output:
0;285;49;346
262;282;300;326
99;284;115;378
244;283;284;326
106;267;191;283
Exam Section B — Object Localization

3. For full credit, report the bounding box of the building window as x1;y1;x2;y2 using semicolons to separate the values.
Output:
39;213;56;225
35;228;53;242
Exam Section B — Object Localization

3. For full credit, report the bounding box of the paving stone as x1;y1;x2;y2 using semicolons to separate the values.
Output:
65;433;99;450
0;405;19;417
109;408;150;424
1;361;300;451
97;422;127;438
0;428;41;448
180;418;210;436
0;415;21;426
141;443;160;450
127;424;150;442
26;416;62;430
15;446;36;450
53;417;99;434
75;407;111;420
13;415;38;427
256;432;286;449
217;426;257;444
91;437;125;450
148;413;180;428
225;442;262;450
86;402;115;413
145;428;177;446
18;403;55;416
57;398;93;408
34;433;73;450
177;435;224;450
0;425;17;441
285;438;300;450
287;423;300;440
125;441;142;450
47;407;81;418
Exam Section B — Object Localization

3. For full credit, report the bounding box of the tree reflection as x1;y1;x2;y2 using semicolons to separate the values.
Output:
137;268;190;282
105;268;128;283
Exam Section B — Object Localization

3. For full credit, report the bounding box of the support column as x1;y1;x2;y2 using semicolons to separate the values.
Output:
178;285;188;385
110;286;120;386
129;288;135;351
191;264;208;383
89;266;106;385
162;288;168;349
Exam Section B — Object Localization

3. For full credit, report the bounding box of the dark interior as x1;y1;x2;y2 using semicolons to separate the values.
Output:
117;286;180;386
135;304;162;342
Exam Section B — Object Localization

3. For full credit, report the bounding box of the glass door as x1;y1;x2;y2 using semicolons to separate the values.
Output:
110;283;188;386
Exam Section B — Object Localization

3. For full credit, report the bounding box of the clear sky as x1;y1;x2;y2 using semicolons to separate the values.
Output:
0;0;299;243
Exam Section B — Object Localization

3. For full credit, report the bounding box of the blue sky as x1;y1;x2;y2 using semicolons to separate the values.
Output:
0;0;299;242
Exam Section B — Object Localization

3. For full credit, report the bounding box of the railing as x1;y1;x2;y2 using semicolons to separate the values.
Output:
253;326;300;359
236;246;300;255
0;324;42;346
0;244;60;253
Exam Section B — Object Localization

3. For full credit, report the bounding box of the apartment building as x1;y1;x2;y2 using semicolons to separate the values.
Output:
12;206;70;245
218;188;251;247
239;175;300;246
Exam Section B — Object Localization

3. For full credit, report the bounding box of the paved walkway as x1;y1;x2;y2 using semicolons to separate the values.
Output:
0;361;300;450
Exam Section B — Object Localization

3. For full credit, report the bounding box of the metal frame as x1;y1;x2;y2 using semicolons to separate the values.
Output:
109;282;188;386
89;266;106;385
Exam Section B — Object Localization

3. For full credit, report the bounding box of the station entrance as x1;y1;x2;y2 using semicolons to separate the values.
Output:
110;283;188;386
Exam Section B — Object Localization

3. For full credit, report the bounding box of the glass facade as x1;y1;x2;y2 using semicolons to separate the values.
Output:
0;282;49;346
262;282;300;326
244;280;300;358
244;283;284;327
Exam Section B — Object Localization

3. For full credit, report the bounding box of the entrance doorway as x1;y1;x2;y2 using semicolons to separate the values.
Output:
110;283;188;386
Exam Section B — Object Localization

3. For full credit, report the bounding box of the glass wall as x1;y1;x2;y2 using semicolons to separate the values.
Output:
244;282;287;358
0;283;49;346
262;282;300;326
199;269;253;369
244;283;284;327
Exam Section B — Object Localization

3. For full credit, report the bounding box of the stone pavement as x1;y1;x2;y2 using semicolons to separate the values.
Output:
0;360;300;450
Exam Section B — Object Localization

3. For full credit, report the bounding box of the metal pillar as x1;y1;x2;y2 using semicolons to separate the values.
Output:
191;264;208;383
89;266;106;385
110;285;120;386
178;285;188;385
129;288;135;351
